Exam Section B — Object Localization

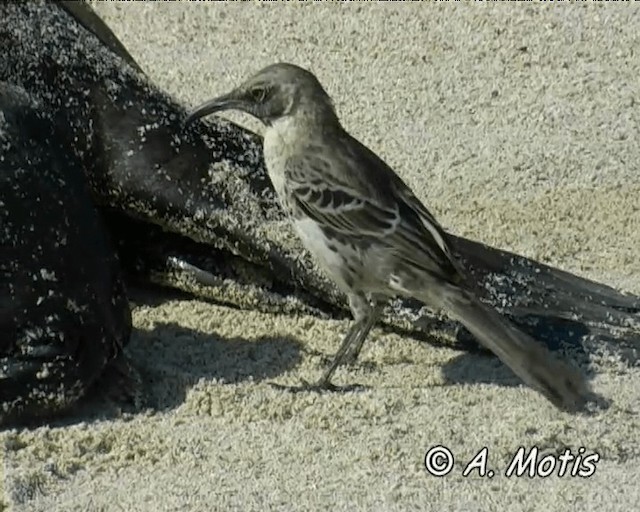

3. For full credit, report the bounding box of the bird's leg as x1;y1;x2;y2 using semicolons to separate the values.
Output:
306;294;379;389
303;319;366;389
343;299;385;363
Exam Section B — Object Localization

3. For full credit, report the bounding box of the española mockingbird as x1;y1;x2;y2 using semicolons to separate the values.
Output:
186;62;590;412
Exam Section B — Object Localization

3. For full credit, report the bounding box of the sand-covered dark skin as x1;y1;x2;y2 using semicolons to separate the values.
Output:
0;2;637;425
0;1;341;427
0;83;131;425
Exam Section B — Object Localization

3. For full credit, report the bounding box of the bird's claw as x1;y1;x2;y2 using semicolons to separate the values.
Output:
266;379;336;393
267;378;364;394
299;378;339;392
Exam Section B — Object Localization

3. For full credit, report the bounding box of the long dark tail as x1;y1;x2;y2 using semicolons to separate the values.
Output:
438;288;591;412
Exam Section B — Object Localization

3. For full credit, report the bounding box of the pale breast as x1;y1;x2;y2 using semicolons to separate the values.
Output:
293;217;353;291
264;121;365;293
262;117;302;203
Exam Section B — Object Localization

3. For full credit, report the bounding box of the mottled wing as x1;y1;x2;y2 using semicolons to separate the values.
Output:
284;135;461;282
285;156;399;236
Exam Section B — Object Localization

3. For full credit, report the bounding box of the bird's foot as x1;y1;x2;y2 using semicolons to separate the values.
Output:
268;378;364;394
299;377;340;392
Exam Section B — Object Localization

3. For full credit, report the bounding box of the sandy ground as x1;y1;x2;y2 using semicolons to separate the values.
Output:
3;3;640;511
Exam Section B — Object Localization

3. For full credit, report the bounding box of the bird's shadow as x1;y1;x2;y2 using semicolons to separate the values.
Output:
28;300;634;429
34;320;304;429
439;313;626;412
441;350;613;414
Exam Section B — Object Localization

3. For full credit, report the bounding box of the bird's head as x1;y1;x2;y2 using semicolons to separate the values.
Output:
185;62;335;127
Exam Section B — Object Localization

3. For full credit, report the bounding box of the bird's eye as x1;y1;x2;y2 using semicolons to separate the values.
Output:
247;87;267;103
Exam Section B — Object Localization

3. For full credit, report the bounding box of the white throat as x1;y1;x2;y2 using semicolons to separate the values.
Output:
262;115;308;199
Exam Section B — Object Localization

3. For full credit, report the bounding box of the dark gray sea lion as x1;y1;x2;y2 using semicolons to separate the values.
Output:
0;82;131;425
0;2;637;425
0;0;339;427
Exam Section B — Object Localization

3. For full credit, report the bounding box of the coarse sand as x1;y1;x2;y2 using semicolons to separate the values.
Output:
3;3;639;511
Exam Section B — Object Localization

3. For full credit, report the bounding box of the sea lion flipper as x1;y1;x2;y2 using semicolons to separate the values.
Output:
443;234;639;355
57;1;144;74
449;234;639;318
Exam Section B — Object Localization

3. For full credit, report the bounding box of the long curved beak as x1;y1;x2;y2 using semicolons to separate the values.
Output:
184;91;246;125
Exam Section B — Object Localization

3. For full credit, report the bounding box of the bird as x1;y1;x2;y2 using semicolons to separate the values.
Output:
185;62;591;412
